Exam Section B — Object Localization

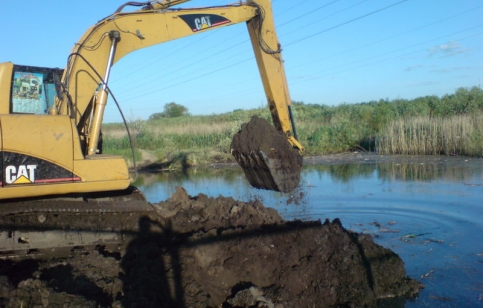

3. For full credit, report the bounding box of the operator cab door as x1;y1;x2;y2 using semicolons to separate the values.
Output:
0;65;78;188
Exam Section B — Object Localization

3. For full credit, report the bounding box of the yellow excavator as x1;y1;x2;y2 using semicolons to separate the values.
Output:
0;0;303;201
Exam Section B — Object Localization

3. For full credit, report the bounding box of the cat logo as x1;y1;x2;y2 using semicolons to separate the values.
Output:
195;16;212;30
179;14;231;32
5;165;37;184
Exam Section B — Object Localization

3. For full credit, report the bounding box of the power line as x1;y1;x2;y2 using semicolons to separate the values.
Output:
278;0;342;27
285;0;409;47
136;26;483;109
112;1;348;96
289;4;483;70
115;1;409;100
120;57;253;103
115;39;248;97
112;28;223;83
274;0;311;15
110;0;482;117
279;0;370;38
290;28;483;85
112;0;295;85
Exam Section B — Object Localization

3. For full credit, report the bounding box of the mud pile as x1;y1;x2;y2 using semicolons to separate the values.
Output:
231;116;303;193
0;188;422;307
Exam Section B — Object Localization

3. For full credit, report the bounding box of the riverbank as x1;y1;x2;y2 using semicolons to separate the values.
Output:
134;151;482;172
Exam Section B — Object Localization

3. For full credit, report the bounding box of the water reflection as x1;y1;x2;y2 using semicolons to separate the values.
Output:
135;157;483;217
135;155;483;308
377;160;482;183
305;156;483;183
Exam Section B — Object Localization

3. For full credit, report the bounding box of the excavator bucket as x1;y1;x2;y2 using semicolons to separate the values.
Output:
231;116;303;193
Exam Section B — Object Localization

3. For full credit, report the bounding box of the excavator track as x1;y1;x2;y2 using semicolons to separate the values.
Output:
0;187;160;260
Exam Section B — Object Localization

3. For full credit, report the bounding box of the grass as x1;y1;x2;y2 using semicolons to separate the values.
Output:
102;114;251;167
102;86;483;167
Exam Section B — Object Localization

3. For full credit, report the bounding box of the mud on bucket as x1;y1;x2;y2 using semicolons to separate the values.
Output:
230;116;303;193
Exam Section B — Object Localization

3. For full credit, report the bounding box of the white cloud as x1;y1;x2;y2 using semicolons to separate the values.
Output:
428;41;467;57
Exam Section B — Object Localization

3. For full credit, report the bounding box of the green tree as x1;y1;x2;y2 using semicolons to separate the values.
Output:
149;102;190;120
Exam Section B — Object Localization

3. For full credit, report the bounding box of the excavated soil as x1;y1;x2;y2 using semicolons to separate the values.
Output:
231;116;303;193
0;187;422;308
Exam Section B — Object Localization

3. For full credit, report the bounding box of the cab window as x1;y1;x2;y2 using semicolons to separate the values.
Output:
11;66;63;114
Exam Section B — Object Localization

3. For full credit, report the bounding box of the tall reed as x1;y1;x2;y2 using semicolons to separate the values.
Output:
376;113;483;156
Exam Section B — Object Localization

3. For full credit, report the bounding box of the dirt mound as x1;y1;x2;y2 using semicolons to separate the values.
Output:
231;116;303;193
0;187;422;307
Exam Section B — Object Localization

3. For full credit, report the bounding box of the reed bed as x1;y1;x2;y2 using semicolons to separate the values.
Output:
376;113;483;156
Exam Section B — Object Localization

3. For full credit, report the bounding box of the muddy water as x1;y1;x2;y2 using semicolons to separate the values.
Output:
135;154;483;307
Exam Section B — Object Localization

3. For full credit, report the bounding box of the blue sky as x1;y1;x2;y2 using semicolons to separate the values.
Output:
1;0;482;122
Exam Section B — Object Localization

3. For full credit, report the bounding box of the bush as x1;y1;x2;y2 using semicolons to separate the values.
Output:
149;102;190;119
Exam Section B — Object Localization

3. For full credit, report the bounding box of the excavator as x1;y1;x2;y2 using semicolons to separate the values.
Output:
0;0;303;257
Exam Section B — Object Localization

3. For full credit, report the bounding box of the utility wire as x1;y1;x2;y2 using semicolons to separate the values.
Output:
285;0;408;47
275;0;311;15
114;0;481;115
113;0;283;84
113;0;310;91
291;4;483;70
280;0;370;38
121;57;253;103
112;28;222;83
118;0;410;100
115;39;247;97
112;1;349;95
135;26;483;108
278;0;342;27
116;1;403;99
301;30;483;80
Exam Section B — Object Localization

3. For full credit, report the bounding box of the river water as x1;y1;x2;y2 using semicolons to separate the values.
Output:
134;154;483;307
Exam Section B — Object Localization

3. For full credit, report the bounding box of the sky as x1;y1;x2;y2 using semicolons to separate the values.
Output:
1;0;482;122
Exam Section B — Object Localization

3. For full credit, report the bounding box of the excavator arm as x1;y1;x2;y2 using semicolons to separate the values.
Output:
55;0;303;155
